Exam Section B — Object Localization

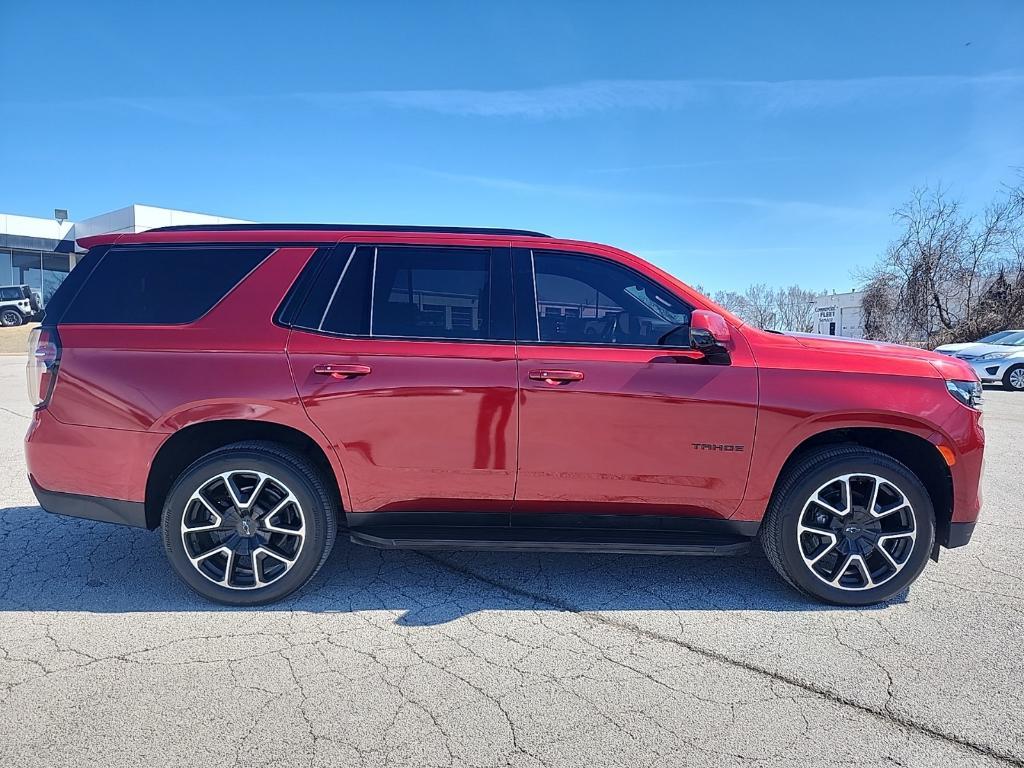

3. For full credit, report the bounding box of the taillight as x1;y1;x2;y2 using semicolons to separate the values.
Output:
26;326;61;408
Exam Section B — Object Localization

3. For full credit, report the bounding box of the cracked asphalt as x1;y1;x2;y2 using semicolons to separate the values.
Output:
0;355;1022;767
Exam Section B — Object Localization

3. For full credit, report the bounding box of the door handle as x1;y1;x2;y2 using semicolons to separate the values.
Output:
528;369;584;384
313;363;372;379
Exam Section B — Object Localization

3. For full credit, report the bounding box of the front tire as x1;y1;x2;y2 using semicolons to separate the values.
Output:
760;446;935;606
0;309;23;327
1002;364;1024;392
161;440;338;605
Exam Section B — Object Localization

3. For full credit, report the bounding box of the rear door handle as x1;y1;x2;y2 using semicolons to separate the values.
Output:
528;369;584;384
313;363;372;378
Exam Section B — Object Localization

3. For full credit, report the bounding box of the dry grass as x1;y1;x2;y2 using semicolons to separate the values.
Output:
0;322;37;355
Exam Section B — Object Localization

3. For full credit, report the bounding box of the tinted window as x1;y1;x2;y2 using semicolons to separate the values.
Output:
371;247;490;339
0;287;22;301
320;247;372;334
290;246;373;334
61;247;271;324
532;251;691;347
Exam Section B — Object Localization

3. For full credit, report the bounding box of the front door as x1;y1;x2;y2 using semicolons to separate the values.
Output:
513;248;757;519
288;242;517;514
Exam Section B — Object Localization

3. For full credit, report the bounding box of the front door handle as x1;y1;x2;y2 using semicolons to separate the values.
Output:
313;363;372;379
528;369;584;384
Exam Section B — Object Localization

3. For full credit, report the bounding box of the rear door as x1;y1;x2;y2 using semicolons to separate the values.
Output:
286;241;518;515
512;247;758;520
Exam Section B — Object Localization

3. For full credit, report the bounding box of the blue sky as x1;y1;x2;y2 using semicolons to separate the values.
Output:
2;1;1023;292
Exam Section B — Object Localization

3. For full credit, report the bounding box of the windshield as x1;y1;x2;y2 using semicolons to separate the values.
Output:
994;331;1024;346
979;331;1014;343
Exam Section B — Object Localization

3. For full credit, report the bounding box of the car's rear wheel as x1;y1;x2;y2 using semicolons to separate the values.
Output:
760;445;935;606
1;309;23;327
1002;365;1024;392
161;440;337;605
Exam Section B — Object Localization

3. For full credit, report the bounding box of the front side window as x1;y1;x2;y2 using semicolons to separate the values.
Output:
531;251;692;347
371;247;491;340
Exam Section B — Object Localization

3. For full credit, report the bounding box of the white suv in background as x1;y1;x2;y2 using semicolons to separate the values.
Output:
0;284;40;327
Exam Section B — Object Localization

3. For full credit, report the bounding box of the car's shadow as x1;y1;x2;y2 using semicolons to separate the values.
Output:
0;505;894;623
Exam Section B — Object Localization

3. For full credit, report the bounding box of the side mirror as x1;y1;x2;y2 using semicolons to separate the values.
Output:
690;310;732;364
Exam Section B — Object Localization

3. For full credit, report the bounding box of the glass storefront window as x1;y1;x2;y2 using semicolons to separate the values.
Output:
0;250;13;285
0;250;72;307
12;250;42;305
41;252;72;305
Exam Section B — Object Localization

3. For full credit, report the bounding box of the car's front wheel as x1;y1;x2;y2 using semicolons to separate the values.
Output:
760;446;935;606
1002;364;1024;392
0;309;24;327
161;440;338;605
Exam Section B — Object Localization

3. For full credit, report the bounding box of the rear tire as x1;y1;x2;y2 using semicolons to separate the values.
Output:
760;445;935;606
1002;364;1024;392
0;309;23;327
160;440;338;606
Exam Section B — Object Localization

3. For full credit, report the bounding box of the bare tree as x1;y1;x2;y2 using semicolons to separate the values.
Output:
739;283;777;329
773;285;817;332
860;179;1024;344
706;284;819;331
710;289;746;315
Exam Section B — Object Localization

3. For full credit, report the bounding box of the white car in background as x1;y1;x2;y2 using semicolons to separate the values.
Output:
935;330;1024;358
940;331;1024;391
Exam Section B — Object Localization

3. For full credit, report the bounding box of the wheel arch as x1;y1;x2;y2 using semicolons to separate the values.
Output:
767;427;954;550
145;419;344;529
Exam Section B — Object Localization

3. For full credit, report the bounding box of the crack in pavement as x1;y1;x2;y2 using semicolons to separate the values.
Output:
417;552;1024;768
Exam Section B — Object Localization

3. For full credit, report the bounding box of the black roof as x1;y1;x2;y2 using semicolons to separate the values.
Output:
151;223;551;237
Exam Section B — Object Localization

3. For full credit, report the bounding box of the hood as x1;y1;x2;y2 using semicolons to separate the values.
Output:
934;342;978;353
787;332;940;359
780;332;977;380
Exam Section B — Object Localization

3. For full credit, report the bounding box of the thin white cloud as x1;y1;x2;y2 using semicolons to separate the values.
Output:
412;167;879;223
296;72;1024;119
12;72;1020;125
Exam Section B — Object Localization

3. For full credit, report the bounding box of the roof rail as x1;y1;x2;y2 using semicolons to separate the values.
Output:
149;223;551;237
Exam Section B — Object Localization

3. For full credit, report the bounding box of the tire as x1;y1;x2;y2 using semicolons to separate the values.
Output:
161;440;338;606
0;309;23;327
1002;364;1024;392
760;445;935;606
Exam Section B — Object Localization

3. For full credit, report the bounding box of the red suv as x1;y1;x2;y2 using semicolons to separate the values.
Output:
24;224;984;606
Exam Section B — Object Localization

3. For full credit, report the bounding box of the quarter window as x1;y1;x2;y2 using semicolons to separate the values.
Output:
60;247;272;324
531;251;692;347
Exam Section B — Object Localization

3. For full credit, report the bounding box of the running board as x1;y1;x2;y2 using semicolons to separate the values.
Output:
349;526;751;556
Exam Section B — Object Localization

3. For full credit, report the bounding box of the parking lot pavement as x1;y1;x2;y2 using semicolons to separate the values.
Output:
0;355;1022;768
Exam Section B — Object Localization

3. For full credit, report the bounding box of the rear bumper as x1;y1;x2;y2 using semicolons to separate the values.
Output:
30;476;150;528
24;408;164;507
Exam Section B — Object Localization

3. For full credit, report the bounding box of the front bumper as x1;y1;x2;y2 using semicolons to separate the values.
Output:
970;358;1012;383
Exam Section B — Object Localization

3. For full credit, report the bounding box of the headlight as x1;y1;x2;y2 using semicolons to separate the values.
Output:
946;379;983;410
978;351;1008;360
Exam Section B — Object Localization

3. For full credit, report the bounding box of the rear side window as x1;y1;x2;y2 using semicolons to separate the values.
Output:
0;287;22;301
372;246;490;339
287;244;512;342
60;246;272;324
